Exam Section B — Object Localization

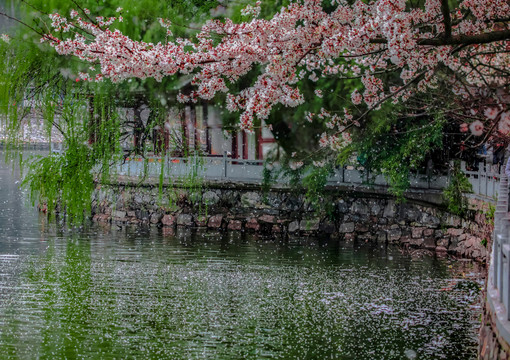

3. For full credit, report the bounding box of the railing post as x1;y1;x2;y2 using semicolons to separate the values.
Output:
496;228;506;299
507;223;510;321
493;177;509;307
447;160;453;188
504;241;510;314
488;163;492;196
478;164;482;195
223;151;227;179
506;238;510;321
504;179;510;314
500;224;509;304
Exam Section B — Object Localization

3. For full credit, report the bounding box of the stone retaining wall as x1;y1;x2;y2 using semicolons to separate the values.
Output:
91;181;492;262
479;287;510;360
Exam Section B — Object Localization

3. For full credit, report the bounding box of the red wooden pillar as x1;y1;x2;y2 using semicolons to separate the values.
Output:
242;131;248;159
231;131;238;159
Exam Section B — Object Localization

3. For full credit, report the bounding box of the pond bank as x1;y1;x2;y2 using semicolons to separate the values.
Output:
90;179;493;263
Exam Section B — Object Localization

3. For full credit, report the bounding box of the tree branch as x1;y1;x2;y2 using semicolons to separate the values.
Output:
370;29;510;46
354;71;428;123
0;11;47;38
440;0;452;39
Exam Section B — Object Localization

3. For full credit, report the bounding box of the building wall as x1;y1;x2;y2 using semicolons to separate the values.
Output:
118;102;276;160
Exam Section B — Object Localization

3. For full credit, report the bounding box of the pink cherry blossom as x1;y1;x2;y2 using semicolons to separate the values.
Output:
36;0;510;152
484;107;500;120
351;89;362;105
499;112;510;134
501;112;510;124
289;161;303;170
469;120;484;136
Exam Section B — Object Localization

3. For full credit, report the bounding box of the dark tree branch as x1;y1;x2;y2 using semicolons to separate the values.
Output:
20;0;49;16
70;0;97;26
354;70;428;123
0;10;47;38
370;29;510;46
440;0;452;39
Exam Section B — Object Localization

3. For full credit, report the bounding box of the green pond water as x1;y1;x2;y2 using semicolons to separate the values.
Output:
0;152;483;359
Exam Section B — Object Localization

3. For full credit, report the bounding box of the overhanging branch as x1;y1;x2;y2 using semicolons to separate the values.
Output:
370;30;510;46
440;0;452;39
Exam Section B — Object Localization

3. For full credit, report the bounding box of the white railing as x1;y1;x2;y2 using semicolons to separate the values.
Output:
487;177;510;345
111;154;501;199
461;162;502;199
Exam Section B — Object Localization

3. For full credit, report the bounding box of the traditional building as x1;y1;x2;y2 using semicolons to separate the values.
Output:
113;99;277;160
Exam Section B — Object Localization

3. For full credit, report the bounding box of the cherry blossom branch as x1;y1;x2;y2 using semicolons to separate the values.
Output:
354;71;428;124
69;0;97;26
20;0;49;16
3;0;509;150
370;30;510;46
0;10;48;38
474;111;504;148
324;69;397;81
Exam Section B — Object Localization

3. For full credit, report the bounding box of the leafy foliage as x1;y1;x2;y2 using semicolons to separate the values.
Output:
301;165;335;216
443;161;473;216
23;144;94;223
350;109;446;199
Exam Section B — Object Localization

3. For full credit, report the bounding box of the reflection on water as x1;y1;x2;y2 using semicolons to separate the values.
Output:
0;152;482;359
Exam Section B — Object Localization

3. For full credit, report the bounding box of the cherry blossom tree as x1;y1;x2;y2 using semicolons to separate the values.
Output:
0;0;507;217
19;0;508;154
